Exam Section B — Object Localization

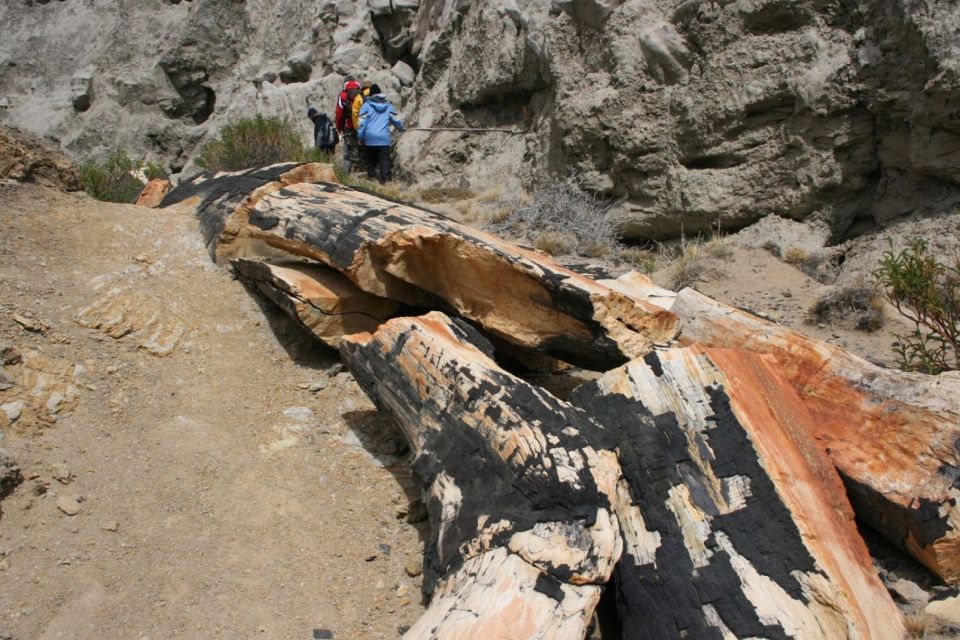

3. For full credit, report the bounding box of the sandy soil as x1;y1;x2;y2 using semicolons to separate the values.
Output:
0;184;425;640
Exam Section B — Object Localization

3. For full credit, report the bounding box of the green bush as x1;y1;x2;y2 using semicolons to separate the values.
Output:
873;238;959;374
195;114;324;171
79;150;166;203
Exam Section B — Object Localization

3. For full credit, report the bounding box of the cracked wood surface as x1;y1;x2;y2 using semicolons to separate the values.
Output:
191;176;677;369
340;312;623;639
231;259;400;347
341;313;901;639
570;347;903;640
671;287;960;583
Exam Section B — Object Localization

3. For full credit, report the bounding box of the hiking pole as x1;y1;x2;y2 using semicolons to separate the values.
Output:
406;127;527;134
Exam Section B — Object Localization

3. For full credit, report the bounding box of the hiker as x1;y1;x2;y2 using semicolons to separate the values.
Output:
351;83;377;171
334;79;362;171
307;107;338;152
357;89;404;183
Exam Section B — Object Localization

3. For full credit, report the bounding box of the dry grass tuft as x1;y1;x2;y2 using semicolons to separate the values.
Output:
806;283;885;331
417;186;475;203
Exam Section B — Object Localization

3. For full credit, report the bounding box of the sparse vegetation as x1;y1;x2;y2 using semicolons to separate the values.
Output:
664;236;709;290
762;240;783;258
784;245;834;283
417;186;475;203
806;284;885;331
903;612;960;639
873;238;960;374
78;150;167;203
619;246;657;274
195;114;324;171
487;175;623;258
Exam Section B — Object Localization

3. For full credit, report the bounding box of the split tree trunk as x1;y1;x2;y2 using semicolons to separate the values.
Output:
200;180;678;369
669;287;960;583
341;312;903;639
569;346;903;640
231;259;400;347
340;312;624;639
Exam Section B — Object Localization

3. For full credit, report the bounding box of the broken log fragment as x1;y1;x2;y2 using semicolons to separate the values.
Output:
342;313;901;638
672;287;960;583
340;312;623;639
231;259;400;347
211;181;678;369
570;346;903;639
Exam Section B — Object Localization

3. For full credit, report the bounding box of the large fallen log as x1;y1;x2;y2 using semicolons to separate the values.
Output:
231;259;400;347
669;287;960;583
341;312;623;639
341;312;902;639
570;346;903;639
197;180;678;369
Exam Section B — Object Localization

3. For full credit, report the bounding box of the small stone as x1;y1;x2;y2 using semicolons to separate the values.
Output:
889;578;930;606
1;401;23;423
781;290;792;298
325;363;343;377
925;595;960;625
312;630;334;640
102;520;119;532
404;560;422;577
308;381;328;393
52;463;71;484
12;314;48;333
0;371;13;391
378;543;391;556
365;553;378;562
56;495;81;516
395;584;409;597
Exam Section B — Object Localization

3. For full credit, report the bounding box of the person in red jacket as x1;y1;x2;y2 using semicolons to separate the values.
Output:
335;79;362;172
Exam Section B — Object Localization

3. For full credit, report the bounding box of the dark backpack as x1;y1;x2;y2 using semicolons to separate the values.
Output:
315;113;339;150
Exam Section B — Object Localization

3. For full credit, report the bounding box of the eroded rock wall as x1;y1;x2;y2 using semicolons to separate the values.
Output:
1;0;958;239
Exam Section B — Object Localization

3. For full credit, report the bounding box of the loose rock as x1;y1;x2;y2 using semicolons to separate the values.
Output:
1;401;23;423
52;463;72;484
56;494;81;516
404;560;421;577
0;343;20;365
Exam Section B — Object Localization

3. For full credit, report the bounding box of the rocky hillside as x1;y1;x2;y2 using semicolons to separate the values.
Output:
1;0;958;239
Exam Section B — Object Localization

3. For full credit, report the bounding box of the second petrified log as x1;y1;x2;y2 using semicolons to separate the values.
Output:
570;346;903;639
341;313;903;639
672;287;960;583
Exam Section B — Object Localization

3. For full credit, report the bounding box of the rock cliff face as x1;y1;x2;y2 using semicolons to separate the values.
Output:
1;0;958;239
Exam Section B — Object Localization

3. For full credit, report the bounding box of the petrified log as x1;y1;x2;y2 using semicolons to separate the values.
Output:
231;259;400;347
208;181;678;369
340;312;623;639
672;287;960;583
570;346;903;639
341;312;902;639
160;162;337;259
134;178;171;208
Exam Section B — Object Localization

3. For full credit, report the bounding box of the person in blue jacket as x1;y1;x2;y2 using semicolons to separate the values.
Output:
357;87;404;183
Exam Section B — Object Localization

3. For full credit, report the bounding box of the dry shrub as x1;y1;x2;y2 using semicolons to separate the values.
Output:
784;246;834;283
534;232;571;256
762;240;783;258
487;175;622;258
619;247;657;274
665;240;708;290
904;612;960;639
417;186;475;203
706;236;734;259
806;284;885;331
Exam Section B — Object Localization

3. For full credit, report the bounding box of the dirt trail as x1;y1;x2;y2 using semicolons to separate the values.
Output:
0;184;425;639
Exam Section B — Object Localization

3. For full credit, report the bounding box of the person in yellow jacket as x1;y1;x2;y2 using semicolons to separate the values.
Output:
351;84;379;130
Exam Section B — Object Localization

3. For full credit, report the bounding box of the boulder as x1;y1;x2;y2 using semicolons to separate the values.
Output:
391;60;416;87
0;448;21;499
0;125;81;191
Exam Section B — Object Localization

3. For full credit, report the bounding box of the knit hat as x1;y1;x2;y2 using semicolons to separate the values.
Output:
307;107;318;118
344;80;361;91
369;83;381;95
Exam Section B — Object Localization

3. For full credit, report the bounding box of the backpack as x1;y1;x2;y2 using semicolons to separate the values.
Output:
315;113;339;150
